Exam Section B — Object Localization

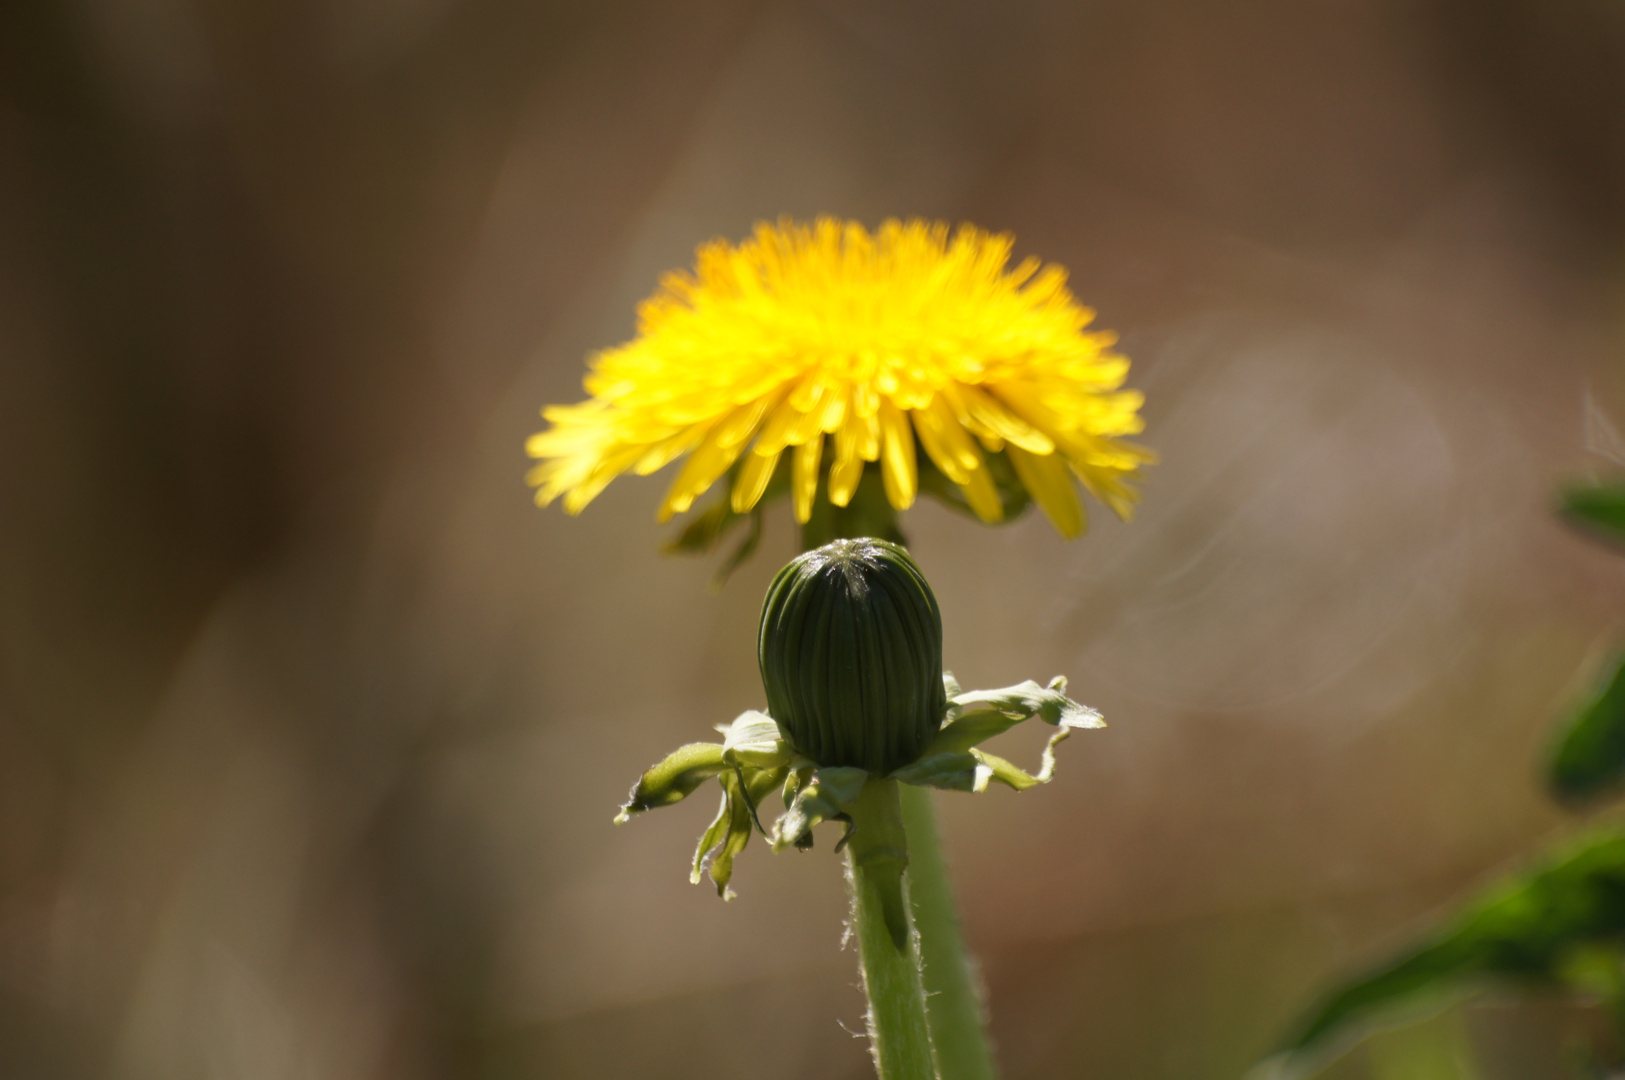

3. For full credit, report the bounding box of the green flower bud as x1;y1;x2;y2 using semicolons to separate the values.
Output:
758;538;947;775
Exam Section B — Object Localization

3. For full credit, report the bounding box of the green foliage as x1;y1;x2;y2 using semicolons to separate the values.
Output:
1548;481;1625;806
1560;481;1625;550
616;672;1098;924
1284;828;1625;1060
615;743;726;815
1272;474;1625;1073
1550;656;1625;806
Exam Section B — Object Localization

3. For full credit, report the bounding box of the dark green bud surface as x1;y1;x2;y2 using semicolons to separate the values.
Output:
758;538;946;775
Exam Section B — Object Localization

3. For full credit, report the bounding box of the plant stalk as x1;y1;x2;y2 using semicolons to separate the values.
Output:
803;507;993;1079
848;779;937;1080
900;784;996;1080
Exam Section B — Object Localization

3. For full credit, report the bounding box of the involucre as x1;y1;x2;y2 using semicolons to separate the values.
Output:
757;538;946;774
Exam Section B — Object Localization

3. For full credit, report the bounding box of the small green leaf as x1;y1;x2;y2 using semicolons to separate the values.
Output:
689;765;785;894
952;676;1102;729
704;770;757;899
927;708;1025;757
1549;656;1625;806
712;509;764;587
616;742;726;820
691;792;733;885
1282;827;1625;1061
720;710;791;769
739;764;789;837
969;747;1046;792
1560;482;1625;549
811;765;869;808
771;766;868;852
900;678;1098;796
927;678;1102;758
888;752;980;791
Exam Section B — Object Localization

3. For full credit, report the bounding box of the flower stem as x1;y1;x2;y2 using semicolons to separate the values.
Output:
900;783;997;1080
847;779;937;1080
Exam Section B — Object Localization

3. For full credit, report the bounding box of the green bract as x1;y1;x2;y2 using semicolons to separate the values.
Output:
615;542;1103;948
758;538;946;775
611;535;1105;941
614;675;1098;934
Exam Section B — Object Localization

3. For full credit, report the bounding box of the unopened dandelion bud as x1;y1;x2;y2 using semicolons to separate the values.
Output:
757;538;947;775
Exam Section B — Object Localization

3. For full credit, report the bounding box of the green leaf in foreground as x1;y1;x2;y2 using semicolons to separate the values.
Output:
1560;481;1625;550
1280;827;1625;1063
1550;656;1625;806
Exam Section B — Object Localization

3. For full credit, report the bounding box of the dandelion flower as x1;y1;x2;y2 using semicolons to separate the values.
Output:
527;217;1153;539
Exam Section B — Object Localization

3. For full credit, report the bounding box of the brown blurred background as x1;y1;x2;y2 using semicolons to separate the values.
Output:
3;1;1625;1077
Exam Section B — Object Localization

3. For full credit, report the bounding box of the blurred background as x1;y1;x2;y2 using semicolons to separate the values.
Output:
3;0;1625;1076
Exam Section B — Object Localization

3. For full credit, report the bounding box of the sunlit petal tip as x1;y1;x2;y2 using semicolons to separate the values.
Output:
791;436;822;523
959;464;1004;523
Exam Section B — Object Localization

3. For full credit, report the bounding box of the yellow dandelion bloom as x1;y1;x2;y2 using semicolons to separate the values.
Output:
526;218;1152;539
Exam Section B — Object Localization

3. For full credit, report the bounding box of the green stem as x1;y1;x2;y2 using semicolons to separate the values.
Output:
901;783;997;1080
848;779;937;1080
798;512;992;1078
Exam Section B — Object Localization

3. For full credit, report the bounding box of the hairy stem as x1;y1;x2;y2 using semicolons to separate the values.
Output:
848;779;937;1080
901;783;996;1080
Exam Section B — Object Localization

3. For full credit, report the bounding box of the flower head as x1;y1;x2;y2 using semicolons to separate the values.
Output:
615;538;1103;942
527;218;1153;541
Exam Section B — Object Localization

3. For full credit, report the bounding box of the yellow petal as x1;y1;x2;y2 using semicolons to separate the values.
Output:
715;384;786;449
910;394;980;485
828;408;867;508
657;413;749;522
785;382;835;447
852;380;880;419
1070;458;1140;521
731;443;783;513
878;400;916;510
963;384;1054;454
792;435;823;523
631;427;706;476
754;385;811;455
1007;445;1084;538
816;383;849;434
562;444;646;514
957;459;1003;523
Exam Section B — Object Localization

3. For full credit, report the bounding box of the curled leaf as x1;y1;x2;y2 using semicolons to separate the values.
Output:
888;752;980;791
906;678;1102;792
616;743;727;821
772;766;867;852
692;765;788;898
720;710;791;769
